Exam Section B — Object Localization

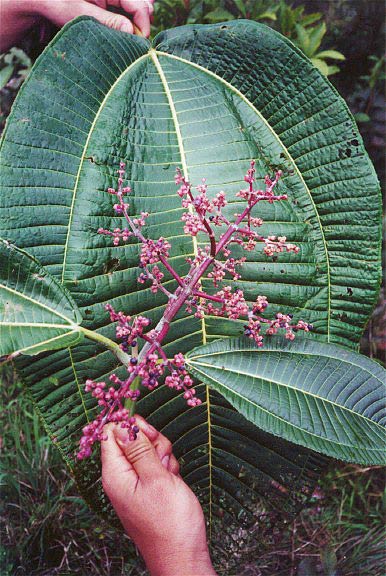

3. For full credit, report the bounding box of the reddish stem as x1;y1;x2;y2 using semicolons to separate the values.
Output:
120;196;184;287
187;186;216;256
193;290;224;303
238;227;264;240
123;171;285;391
158;254;184;286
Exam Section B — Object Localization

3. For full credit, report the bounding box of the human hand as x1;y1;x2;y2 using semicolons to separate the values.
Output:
0;0;154;52
35;0;154;37
101;416;217;576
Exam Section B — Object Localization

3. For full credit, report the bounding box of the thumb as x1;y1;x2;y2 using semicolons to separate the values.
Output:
113;425;165;482
86;5;134;34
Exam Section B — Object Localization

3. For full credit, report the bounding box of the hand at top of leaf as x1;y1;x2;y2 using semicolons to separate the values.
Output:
0;0;154;51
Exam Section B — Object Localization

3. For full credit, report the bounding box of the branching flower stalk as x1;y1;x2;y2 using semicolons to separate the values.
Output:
77;161;311;459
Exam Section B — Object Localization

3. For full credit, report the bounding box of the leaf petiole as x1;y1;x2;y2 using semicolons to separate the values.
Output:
79;326;131;366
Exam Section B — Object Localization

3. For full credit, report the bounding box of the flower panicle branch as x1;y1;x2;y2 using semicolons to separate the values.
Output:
77;161;311;459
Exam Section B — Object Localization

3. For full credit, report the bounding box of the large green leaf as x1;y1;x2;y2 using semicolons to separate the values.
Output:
0;239;82;357
186;337;386;465
0;18;381;525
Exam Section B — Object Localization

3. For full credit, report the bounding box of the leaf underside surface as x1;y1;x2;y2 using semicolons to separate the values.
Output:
187;337;386;466
0;19;381;526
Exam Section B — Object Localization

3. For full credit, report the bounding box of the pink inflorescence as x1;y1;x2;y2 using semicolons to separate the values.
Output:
77;379;140;459
78;160;312;459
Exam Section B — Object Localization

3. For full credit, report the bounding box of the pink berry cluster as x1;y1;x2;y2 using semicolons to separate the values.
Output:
77;377;140;460
105;303;200;404
78;161;311;459
77;326;199;460
105;303;150;352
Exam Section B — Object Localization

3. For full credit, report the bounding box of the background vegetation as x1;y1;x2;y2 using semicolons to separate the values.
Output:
0;1;384;575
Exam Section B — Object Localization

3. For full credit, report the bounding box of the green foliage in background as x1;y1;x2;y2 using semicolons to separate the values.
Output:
292;21;345;76
361;55;386;91
0;47;31;90
152;0;345;75
354;55;386;124
275;0;322;38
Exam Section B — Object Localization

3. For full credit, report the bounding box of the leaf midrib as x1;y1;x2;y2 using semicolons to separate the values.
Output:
13;330;80;355
0;282;76;325
0;321;77;328
188;346;384;384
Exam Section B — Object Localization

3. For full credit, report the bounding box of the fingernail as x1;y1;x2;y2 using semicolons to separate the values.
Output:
140;420;158;439
161;454;170;469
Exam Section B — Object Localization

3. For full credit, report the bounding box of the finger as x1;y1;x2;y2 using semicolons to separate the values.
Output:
107;0;152;36
168;454;180;476
85;1;134;33
119;0;151;37
112;0;154;15
101;424;138;493
101;423;131;466
134;416;174;468
42;0;134;33
113;425;165;482
145;0;155;17
138;0;154;17
133;414;159;443
153;433;173;463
